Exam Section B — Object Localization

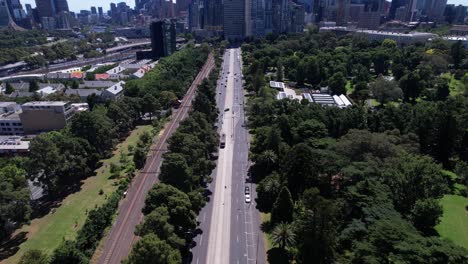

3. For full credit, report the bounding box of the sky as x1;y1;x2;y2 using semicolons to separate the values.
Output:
21;0;468;13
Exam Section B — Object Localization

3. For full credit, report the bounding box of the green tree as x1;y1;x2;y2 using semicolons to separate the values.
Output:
256;172;282;212
29;80;39;92
18;249;49;264
451;41;465;68
410;198;443;234
142;94;160;120
400;72;423;103
370;76;403;104
5;82;14;94
328;72;346;95
276;61;284;81
159;153;194;192
126;234;181;264
136;206;185;249
50;240;89;264
271;186;294;224
0;165;31;241
271;222;296;250
434;77;450;101
133;146;147;169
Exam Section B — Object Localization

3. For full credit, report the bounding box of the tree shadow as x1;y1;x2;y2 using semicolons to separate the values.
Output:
0;231;27;261
261;220;274;233
267;247;290;264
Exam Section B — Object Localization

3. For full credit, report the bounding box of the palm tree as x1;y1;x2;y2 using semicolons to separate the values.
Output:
271;222;296;250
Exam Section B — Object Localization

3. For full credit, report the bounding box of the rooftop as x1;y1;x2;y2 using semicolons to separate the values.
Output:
22;101;68;106
105;81;125;95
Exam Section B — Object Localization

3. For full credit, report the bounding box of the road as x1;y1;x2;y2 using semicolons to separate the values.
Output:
191;48;266;264
97;53;214;264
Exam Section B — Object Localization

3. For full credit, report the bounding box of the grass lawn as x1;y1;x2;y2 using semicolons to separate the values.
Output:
261;213;273;250
345;80;354;95
435;195;468;249
3;125;153;264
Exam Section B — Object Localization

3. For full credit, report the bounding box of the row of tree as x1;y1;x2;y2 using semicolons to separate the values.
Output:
241;34;468;263
126;53;221;264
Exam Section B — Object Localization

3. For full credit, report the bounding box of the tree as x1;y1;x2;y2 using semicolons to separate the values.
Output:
400;72;423;103
133;146;147;169
271;222;296;250
0;165;31;241
276;61;284;81
281;143;318;196
5;82;14;94
451;41;465;68
159;91;178;109
328;72;346;95
126;234;181;264
142;94;160;120
136;206;185;249
434;77;450;101
29;80;39;92
411;198;443;234
50;240;89;264
271;186;294;224
370;76;403;104
159;153;194;192
18;249;49;264
71;80;79;89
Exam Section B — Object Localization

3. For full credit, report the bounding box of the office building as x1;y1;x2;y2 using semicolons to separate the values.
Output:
19;101;76;134
0;0;12;26
224;0;245;41
336;0;350;25
35;0;55;18
251;0;266;37
272;0;290;33
54;0;68;13
98;7;103;17
150;20;176;59
454;5;467;24
389;0;406;19
290;2;305;32
91;6;97;14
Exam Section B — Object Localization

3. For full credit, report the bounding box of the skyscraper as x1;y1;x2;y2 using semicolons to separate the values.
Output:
0;0;12;26
35;0;55;18
91;6;97;14
150;20;176;58
251;0;266;36
389;0;406;19
54;0;69;13
223;0;245;41
336;0;350;25
98;7;103;17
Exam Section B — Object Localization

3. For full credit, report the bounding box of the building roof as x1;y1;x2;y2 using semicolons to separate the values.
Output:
0;102;17;107
8;91;34;98
105;81;125;95
22;101;68;106
106;65;126;74
270;81;286;90
0;136;29;151
95;73;110;80
70;72;84;79
36;86;58;96
80;81;116;88
0;112;21;120
302;93;313;102
65;88;102;97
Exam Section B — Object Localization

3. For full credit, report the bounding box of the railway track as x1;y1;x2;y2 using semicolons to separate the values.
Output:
98;53;214;264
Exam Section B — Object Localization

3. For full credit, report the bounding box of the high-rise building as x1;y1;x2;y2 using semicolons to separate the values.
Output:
272;0;290;33
223;0;245;41
251;0;266;37
454;4;467;24
150;20;176;58
0;0;12;26
290;2;305;32
203;0;223;30
336;0;350;25
389;0;406;19
35;0;55;18
91;6;97;14
24;3;32;15
98;7;103;17
54;0;68;13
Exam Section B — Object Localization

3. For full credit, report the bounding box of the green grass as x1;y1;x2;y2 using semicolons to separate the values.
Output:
345;80;354;95
435;195;468;249
261;213;273;250
5;125;153;264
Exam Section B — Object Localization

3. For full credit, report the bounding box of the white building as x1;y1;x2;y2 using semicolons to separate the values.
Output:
101;81;125;101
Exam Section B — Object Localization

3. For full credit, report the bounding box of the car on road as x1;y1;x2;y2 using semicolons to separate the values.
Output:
224;108;230;112
245;186;250;195
245;194;251;203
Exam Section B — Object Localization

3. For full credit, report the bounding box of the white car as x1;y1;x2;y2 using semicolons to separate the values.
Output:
245;194;251;203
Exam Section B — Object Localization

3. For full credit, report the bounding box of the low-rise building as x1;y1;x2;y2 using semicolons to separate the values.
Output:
0;102;23;135
270;81;286;90
80;81;116;88
65;89;102;101
0;136;29;155
19;101;77;134
101;81;125;101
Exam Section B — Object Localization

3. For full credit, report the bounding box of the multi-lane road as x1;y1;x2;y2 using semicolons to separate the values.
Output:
191;48;266;264
97;53;214;264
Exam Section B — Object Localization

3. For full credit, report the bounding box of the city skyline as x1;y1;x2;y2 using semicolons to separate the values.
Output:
19;0;468;13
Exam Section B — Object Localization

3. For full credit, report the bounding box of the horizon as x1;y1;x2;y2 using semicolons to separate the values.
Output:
21;0;468;13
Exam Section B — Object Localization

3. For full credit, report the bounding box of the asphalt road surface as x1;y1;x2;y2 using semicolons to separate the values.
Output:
97;53;214;264
191;48;266;264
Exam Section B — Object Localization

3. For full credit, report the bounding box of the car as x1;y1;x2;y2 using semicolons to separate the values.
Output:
224;108;230;112
245;194;251;203
123;191;128;197
245;186;250;195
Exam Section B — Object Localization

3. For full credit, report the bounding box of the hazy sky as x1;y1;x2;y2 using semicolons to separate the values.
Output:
21;0;468;13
